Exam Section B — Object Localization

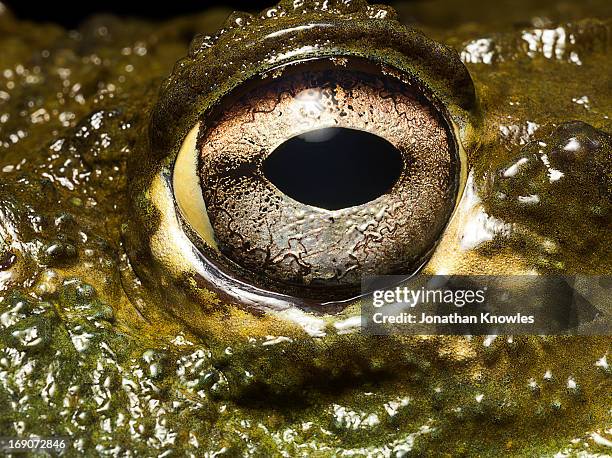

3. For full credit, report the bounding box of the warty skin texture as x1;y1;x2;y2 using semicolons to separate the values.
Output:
0;0;610;455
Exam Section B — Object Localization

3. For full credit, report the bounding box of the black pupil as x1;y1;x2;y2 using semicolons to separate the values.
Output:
262;127;404;210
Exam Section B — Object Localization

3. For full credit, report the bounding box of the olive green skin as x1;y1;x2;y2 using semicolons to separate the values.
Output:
0;1;610;456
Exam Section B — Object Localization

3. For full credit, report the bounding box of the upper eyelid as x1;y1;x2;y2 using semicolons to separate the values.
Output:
147;12;477;166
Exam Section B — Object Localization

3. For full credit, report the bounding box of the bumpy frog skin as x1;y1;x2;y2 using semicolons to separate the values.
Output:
0;0;610;455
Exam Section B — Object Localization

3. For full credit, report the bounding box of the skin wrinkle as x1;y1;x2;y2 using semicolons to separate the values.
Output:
196;60;457;295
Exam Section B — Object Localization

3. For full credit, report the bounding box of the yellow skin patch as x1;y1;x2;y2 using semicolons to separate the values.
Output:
173;123;218;251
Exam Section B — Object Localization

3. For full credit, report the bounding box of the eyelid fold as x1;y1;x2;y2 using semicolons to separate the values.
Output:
146;3;476;167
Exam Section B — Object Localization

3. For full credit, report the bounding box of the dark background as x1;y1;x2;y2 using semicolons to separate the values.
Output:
3;1;396;28
5;1;608;34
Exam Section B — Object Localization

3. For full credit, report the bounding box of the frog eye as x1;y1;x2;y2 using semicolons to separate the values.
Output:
173;58;459;300
129;3;476;312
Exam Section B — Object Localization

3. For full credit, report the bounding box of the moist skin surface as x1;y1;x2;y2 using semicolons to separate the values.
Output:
0;1;610;456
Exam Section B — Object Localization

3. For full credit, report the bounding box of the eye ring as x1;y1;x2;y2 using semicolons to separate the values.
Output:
173;57;461;301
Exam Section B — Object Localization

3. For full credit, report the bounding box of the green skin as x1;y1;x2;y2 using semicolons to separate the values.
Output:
0;0;610;456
